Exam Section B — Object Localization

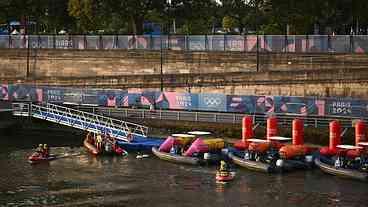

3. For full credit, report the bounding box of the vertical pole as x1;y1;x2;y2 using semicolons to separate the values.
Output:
160;29;163;92
26;16;30;79
256;34;259;72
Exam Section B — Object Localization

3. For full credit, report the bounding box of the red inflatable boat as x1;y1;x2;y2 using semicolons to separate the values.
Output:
28;152;56;164
216;171;235;182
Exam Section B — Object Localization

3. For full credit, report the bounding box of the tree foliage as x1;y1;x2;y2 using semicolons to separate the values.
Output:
0;0;367;34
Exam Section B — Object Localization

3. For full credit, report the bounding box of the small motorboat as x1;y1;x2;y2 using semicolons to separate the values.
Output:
28;152;56;164
216;171;235;182
152;146;201;165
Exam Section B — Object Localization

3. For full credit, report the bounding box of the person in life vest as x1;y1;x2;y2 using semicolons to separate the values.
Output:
36;144;43;154
43;144;49;157
126;130;133;143
219;160;229;172
96;134;103;151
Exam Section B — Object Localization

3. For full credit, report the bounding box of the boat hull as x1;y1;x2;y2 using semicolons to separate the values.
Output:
28;153;56;164
314;156;368;181
228;152;271;173
152;147;200;165
216;171;235;182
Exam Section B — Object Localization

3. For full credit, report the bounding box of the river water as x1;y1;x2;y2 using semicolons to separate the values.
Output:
1;127;368;207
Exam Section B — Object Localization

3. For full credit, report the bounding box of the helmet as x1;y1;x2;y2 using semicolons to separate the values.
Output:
39;144;43;147
43;144;48;148
220;160;226;166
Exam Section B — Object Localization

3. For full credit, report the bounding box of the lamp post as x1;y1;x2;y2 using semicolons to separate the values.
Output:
255;0;259;72
26;16;30;79
160;23;163;92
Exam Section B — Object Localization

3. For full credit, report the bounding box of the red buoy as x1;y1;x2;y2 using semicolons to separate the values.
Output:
267;117;278;140
292;119;304;145
355;120;366;146
242;116;254;141
329;120;341;151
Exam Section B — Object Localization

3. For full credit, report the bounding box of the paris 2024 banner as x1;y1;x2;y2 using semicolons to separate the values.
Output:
1;84;368;117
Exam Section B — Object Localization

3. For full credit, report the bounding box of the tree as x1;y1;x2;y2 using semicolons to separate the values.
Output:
222;16;236;32
68;0;96;33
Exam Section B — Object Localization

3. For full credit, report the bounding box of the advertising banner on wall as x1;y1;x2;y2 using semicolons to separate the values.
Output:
63;88;83;104
326;98;368;117
225;35;244;51
8;84;42;102
198;93;226;112
273;96;325;116
156;92;198;110
43;87;65;103
81;89;99;106
97;89;127;107
226;95;256;113
255;96;275;114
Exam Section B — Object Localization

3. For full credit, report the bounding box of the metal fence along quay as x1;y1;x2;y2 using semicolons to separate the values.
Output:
1;34;368;53
75;106;367;129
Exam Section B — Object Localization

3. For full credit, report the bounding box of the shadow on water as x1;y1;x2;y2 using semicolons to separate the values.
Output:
0;120;368;206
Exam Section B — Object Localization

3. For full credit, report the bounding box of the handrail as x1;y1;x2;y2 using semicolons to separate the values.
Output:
78;106;367;128
12;102;148;141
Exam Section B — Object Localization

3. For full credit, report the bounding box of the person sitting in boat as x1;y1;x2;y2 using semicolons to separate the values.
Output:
219;160;229;172
96;134;103;151
36;144;43;154
43;144;49;157
126;130;133;143
170;145;176;154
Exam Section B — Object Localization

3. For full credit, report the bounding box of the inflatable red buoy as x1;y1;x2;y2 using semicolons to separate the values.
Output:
329;120;341;151
292;119;304;145
355;120;366;146
267;117;278;140
242;116;254;141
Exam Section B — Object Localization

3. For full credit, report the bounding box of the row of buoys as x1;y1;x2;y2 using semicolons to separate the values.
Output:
238;116;367;155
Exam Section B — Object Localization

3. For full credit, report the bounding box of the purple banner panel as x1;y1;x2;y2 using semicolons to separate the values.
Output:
225;35;244;51
353;36;368;53
207;35;225;51
156;92;197;110
198;93;226;112
102;36;116;49
43;87;65;103
169;35;186;51
307;35;329;52
97;89;127;107
255;96;275;114
55;36;74;49
63;88;83;105
274;96;325;116
245;35;257;52
326;98;368;117
8;84;42;102
227;95;256;113
135;36;151;49
1;84;9;101
81;89;99;106
188;35;206;51
0;35;9;48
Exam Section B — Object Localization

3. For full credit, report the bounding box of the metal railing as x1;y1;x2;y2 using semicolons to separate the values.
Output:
75;106;367;128
12;102;148;141
1;34;367;53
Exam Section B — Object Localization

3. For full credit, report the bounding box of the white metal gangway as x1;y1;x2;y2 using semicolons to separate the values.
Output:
12;102;148;141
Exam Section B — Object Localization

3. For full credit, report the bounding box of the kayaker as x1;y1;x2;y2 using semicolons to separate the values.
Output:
219;160;229;172
36;144;43;154
96;134;103;151
43;144;49;157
